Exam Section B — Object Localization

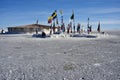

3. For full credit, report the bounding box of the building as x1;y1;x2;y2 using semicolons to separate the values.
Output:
8;24;51;34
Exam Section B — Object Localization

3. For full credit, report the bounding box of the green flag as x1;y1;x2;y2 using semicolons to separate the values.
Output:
70;11;74;20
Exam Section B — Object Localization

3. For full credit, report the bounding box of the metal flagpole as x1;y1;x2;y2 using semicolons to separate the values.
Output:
70;21;72;33
73;15;75;33
71;10;74;33
87;17;90;34
60;10;63;32
50;20;52;35
36;20;38;35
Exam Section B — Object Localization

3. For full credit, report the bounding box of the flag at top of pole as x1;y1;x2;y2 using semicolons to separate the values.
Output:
70;10;74;20
51;10;57;20
48;10;57;24
60;10;63;24
88;17;89;21
36;20;38;24
97;21;101;33
60;10;63;15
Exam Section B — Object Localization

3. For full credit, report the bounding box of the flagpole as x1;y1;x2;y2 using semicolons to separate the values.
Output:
87;17;90;34
50;20;52;35
36;20;38;35
99;21;100;32
70;10;74;33
61;16;63;32
60;10;63;33
53;19;55;34
71;10;73;33
73;15;75;33
70;21;72;33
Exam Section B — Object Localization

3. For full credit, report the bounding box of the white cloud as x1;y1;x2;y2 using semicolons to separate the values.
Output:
78;20;120;26
75;7;120;15
101;20;120;25
92;8;120;14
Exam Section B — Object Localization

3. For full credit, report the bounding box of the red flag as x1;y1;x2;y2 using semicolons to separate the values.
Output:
48;16;53;23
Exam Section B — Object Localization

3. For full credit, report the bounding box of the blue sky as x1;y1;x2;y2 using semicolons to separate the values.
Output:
0;0;120;30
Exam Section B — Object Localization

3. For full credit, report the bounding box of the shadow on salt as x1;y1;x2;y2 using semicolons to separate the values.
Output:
70;34;97;38
32;33;98;39
32;34;50;38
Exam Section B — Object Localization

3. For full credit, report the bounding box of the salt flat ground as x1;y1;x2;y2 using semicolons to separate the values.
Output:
0;31;120;80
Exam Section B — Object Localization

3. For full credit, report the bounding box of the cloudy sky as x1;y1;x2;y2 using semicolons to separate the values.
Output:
0;0;120;30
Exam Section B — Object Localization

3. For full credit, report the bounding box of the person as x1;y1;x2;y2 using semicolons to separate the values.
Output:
57;26;61;32
42;31;46;38
70;22;72;33
73;25;75;33
87;26;90;34
1;29;4;34
62;23;65;32
53;26;55;34
35;28;38;35
97;26;100;33
63;26;65;32
77;23;80;34
67;24;70;34
50;28;52;35
89;25;92;33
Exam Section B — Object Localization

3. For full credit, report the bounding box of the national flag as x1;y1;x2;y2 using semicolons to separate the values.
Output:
48;16;53;23
51;10;57;20
97;21;100;32
88;17;89;21
70;11;74;20
60;10;63;15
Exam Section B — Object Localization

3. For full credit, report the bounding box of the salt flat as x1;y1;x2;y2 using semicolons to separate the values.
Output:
0;31;120;80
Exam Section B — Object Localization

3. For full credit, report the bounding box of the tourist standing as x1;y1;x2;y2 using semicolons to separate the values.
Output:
77;23;80;34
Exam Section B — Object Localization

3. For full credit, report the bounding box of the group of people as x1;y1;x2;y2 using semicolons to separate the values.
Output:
67;23;81;34
56;23;66;33
49;22;101;35
49;23;84;34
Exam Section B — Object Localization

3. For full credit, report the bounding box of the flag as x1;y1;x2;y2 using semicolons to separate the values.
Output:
70;11;74;20
97;21;100;32
48;16;53;23
61;16;63;24
51;10;57;20
88;17;89;21
60;10;63;15
36;20;38;24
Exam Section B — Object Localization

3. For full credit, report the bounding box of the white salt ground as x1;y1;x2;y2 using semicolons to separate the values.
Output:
0;31;120;80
